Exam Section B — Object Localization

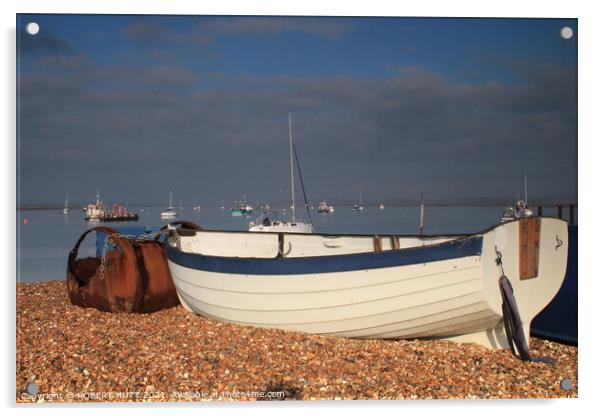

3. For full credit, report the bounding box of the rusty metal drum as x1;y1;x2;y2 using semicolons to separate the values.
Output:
66;226;180;313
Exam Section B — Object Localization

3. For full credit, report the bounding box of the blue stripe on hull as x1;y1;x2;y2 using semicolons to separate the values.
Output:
166;235;483;276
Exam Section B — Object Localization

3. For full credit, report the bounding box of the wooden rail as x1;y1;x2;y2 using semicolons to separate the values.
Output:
535;204;577;225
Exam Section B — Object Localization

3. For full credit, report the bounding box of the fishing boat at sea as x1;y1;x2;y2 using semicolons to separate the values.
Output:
84;192;107;222
231;200;254;217
249;112;314;234
102;203;139;222
165;216;568;350
84;192;138;222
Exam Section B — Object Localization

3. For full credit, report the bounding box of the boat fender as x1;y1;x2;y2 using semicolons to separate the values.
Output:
498;274;555;365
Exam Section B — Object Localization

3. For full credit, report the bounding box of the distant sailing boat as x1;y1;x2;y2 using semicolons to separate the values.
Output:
161;192;177;218
249;111;314;233
351;191;365;211
62;194;69;214
501;175;534;223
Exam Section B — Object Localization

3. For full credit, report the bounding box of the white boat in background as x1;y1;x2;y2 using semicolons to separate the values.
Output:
84;191;106;222
62;194;70;214
501;177;534;223
249;112;314;234
379;203;385;210
249;216;315;233
318;201;335;213
166;216;568;350
351;192;364;211
161;192;178;218
501;200;533;223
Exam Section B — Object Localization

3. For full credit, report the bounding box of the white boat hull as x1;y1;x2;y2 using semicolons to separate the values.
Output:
249;221;314;234
166;218;568;349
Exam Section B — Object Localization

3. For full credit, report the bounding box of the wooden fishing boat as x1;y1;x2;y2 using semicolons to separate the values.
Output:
165;217;568;349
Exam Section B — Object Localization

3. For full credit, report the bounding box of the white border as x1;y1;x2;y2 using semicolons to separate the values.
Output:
4;1;599;415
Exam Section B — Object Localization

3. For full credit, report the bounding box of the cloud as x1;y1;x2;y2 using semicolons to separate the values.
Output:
121;20;166;44
19;30;75;56
17;55;576;205
198;16;353;40
120;16;353;53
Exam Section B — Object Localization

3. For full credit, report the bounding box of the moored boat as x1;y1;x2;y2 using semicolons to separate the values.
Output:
165;217;568;349
318;201;335;213
231;201;254;217
84;191;106;222
249;112;313;233
501;200;533;223
102;203;139;222
161;192;178;218
62;194;70;214
351;191;364;211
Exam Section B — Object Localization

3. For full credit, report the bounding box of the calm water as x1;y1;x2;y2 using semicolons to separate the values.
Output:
16;205;574;282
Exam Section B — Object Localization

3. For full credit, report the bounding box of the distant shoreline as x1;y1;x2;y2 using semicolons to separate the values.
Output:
16;201;578;211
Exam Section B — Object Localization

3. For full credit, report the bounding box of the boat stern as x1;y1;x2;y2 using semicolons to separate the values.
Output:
480;217;569;346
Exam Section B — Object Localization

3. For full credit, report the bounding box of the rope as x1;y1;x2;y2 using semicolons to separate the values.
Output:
292;141;313;227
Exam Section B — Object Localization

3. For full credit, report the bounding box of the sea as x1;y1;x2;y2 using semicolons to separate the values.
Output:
16;204;576;283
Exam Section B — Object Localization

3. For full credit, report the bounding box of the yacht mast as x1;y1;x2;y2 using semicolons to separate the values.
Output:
419;192;425;236
289;111;296;223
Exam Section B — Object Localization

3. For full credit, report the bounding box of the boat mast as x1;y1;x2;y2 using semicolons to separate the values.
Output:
419;192;425;236
524;175;528;206
289;111;296;223
169;191;173;208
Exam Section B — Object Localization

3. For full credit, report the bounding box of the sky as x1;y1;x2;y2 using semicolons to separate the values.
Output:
16;14;577;207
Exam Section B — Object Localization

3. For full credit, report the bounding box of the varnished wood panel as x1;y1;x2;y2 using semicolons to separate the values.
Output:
519;217;540;280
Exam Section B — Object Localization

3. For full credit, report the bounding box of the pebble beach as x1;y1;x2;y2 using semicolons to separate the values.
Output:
16;280;578;402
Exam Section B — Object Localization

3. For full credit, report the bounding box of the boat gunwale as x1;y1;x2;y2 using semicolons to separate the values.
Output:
165;216;565;264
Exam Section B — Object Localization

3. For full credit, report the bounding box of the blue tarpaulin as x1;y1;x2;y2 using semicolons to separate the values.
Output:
94;225;162;256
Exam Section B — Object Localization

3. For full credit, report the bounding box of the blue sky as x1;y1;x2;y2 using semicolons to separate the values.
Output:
16;14;577;206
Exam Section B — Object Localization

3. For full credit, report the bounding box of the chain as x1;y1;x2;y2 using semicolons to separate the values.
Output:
97;232;162;280
98;236;111;281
